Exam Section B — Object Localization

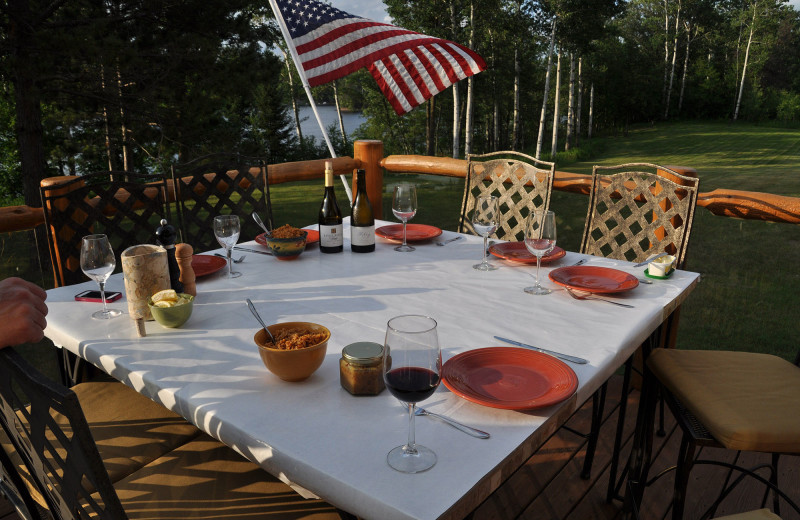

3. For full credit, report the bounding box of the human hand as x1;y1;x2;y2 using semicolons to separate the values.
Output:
0;277;48;348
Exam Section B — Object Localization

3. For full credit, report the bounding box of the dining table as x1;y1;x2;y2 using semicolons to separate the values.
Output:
43;219;700;520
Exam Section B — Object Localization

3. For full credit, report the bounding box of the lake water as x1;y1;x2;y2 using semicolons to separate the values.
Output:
294;105;366;142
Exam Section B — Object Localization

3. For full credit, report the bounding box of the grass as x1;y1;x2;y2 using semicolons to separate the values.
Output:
2;120;799;378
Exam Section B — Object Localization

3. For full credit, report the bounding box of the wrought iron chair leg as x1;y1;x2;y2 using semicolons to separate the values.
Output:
581;382;607;480
770;453;781;515
673;434;696;520
607;356;633;502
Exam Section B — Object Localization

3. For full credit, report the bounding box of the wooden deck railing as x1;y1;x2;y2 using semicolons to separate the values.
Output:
2;139;799;237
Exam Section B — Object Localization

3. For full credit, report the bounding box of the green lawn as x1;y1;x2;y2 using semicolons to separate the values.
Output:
2;120;799;379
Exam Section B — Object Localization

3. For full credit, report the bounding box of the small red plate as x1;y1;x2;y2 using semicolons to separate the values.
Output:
191;255;227;278
549;266;639;294
255;229;320;246
442;347;578;410
375;224;442;242
489;242;567;264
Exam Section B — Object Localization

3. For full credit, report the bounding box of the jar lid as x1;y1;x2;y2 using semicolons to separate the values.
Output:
342;342;384;364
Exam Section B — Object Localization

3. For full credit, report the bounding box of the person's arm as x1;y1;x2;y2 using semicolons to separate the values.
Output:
0;277;48;348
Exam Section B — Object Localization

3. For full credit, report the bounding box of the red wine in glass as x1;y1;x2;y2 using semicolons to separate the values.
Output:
383;314;441;473
385;367;440;403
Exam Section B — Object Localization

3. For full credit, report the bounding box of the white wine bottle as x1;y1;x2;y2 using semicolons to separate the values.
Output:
350;169;375;253
318;161;343;253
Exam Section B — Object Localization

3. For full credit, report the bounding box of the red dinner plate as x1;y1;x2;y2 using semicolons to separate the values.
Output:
442;347;578;410
375;224;442;242
191;255;227;278
489;242;567;264
549;265;639;294
255;229;319;246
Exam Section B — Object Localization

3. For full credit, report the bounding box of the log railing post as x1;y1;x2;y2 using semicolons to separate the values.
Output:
353;140;384;217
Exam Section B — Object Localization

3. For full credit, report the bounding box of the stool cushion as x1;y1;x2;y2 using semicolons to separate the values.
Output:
648;349;800;453
108;435;345;519
713;509;781;520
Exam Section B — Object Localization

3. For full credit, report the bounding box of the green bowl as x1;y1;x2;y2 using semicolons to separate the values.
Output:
266;231;308;260
148;294;194;328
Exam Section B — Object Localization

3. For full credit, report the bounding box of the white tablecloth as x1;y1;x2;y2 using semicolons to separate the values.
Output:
44;220;699;520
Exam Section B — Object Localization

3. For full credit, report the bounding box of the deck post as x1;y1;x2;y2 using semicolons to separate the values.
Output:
353;140;384;218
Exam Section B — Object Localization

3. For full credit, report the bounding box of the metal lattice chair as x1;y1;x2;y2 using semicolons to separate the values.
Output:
0;347;348;520
171;154;273;254
39;171;173;288
458;151;555;241
576;164;700;495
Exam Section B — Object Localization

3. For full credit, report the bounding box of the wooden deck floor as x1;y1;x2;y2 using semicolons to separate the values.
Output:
1;375;797;520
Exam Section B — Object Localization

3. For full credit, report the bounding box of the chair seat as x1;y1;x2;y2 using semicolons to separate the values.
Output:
647;349;800;453
108;435;345;519
2;380;200;506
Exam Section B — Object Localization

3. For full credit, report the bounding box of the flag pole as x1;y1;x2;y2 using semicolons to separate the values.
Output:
268;0;353;203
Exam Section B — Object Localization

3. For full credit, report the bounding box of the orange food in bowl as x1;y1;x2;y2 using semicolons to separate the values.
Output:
254;322;330;382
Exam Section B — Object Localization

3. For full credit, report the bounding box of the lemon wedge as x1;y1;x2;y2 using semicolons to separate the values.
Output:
152;289;178;303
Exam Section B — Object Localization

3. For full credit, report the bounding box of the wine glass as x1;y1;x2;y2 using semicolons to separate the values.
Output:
392;184;417;252
472;195;499;271
213;215;242;278
383;315;441;473
80;234;122;319
524;210;557;295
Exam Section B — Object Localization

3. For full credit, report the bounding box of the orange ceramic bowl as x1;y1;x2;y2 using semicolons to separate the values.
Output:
254;322;330;382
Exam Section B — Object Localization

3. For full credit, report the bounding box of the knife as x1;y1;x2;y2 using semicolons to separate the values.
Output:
234;246;272;256
493;336;588;364
633;252;668;267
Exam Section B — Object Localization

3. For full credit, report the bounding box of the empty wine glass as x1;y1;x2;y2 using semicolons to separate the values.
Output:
213;215;242;278
383;315;441;473
392;184;417;252
472;195;499;271
80;234;122;319
524;210;557;295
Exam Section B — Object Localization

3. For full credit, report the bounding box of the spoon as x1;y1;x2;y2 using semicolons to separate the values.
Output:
252;212;271;237
246;298;276;344
436;236;463;246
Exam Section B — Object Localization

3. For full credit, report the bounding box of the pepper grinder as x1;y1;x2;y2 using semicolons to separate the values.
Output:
175;243;196;296
155;219;184;294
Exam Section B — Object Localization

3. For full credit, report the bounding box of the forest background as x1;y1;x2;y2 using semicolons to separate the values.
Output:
1;0;799;208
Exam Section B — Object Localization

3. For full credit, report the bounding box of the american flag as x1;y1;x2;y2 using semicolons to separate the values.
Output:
272;0;486;116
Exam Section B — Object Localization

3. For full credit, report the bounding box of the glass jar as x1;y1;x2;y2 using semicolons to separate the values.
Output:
340;342;385;395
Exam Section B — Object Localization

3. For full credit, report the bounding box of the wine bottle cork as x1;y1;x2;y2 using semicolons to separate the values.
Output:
175;243;197;296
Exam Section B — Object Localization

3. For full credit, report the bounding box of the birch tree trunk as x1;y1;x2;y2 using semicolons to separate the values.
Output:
664;0;682;119
588;82;594;139
565;52;575;151
100;64;116;171
332;80;348;147
663;0;670;103
512;47;520;151
535;17;557;160
281;50;303;140
116;62;129;172
734;0;757;121
464;0;475;156
493;97;499;150
550;49;562;160
576;57;583;146
426;98;435;156
451;0;461;158
678;22;692;114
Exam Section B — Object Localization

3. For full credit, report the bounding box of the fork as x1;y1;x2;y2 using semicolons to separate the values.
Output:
415;407;490;439
565;287;634;308
436;236;463;246
215;253;246;263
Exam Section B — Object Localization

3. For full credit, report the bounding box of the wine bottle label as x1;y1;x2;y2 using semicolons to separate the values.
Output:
351;225;375;246
320;224;343;247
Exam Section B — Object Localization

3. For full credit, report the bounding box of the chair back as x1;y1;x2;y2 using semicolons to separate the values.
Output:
580;163;699;268
40;171;172;287
458;151;555;241
0;348;128;520
171;154;273;254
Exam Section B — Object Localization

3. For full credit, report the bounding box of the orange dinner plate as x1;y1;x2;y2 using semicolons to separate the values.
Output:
191;255;227;278
489;242;566;264
375;224;442;242
442;347;578;410
549;265;639;294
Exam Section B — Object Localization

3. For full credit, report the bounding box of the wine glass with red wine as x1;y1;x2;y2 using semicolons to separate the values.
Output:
383;314;441;473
